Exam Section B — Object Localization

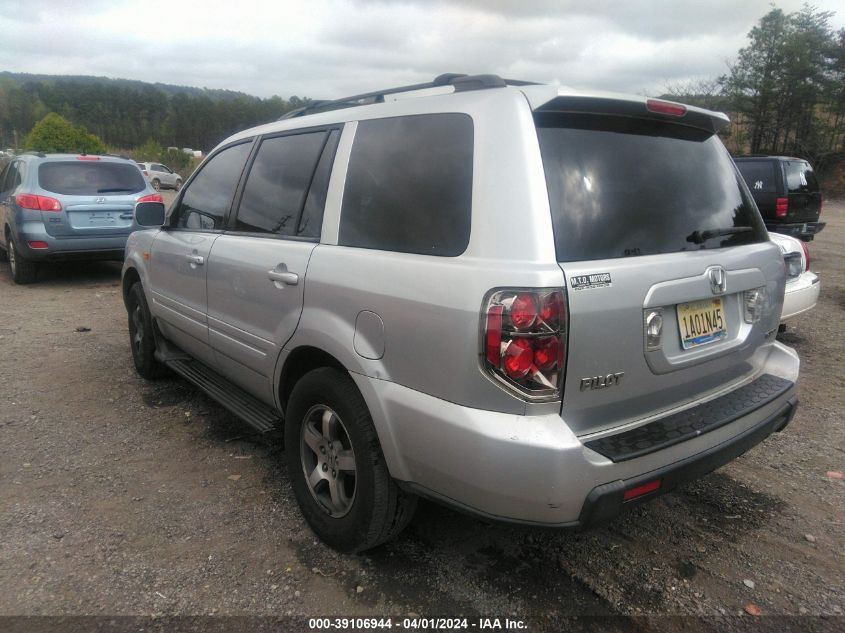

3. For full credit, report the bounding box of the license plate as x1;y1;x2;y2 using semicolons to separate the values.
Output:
677;298;727;349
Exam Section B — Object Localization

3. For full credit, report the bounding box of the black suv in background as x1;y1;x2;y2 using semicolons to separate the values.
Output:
734;156;824;241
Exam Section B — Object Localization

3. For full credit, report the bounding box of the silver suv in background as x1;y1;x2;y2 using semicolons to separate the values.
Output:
137;162;182;191
122;74;800;552
0;153;161;283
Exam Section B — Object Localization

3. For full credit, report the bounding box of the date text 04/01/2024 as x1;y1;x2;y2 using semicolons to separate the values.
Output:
308;617;527;630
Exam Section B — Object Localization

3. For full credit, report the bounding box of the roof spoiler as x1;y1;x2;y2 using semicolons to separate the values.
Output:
534;95;730;135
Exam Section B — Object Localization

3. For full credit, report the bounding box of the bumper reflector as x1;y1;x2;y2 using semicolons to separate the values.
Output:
28;241;49;249
623;478;661;502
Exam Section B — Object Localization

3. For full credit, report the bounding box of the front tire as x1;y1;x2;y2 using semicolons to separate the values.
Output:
127;282;168;379
151;178;161;192
285;368;417;552
8;236;38;284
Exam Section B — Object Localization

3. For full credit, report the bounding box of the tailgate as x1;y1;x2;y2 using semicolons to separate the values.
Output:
533;103;784;436
559;245;784;436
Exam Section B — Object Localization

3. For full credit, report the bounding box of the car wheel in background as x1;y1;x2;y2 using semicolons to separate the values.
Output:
175;179;182;191
151;178;161;191
8;236;38;284
127;282;169;379
285;367;417;553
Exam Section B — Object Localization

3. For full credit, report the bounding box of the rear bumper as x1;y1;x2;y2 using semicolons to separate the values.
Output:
578;396;796;527
14;223;129;262
781;272;820;320
354;341;799;526
767;222;826;241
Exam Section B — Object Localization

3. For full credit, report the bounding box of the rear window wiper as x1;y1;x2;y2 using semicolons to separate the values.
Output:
686;226;753;245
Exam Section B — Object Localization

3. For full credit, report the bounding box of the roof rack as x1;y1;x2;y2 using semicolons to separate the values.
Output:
279;73;538;120
23;151;46;158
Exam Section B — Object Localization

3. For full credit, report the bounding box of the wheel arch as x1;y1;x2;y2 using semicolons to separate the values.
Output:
275;343;407;482
122;266;141;309
278;345;346;414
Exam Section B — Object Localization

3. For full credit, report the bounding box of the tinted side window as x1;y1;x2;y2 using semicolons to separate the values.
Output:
173;142;251;230
339;114;473;256
785;161;817;193
736;161;777;193
234;132;326;236
299;129;340;239
0;163;16;195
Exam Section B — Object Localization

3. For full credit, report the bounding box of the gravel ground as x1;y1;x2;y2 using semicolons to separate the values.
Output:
0;194;843;627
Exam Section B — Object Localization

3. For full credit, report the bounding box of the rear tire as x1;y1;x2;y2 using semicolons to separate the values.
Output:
8;236;38;284
152;178;161;192
285;367;417;552
127;282;169;379
175;179;182;191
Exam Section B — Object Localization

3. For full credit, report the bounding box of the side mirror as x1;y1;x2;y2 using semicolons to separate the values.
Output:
135;201;166;227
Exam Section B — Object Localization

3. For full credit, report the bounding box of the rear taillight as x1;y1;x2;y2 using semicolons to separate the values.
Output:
646;99;686;117
137;193;164;203
775;197;788;218
800;240;810;272
16;194;62;212
482;288;568;401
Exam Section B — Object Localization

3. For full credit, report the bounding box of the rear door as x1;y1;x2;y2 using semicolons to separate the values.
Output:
36;159;147;237
784;160;822;223
149;141;253;367
206;128;340;403
535;110;784;437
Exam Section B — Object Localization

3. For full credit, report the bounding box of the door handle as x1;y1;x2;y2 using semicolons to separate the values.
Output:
186;254;204;265
268;267;299;286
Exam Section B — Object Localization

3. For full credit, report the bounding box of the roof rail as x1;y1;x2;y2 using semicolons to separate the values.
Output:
278;73;537;120
23;151;46;158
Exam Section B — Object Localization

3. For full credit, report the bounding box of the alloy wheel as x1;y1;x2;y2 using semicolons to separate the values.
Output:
300;405;357;518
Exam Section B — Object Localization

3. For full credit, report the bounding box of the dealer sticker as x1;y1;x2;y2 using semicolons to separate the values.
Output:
570;272;612;291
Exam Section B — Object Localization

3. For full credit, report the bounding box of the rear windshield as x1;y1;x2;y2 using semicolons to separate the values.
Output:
785;161;818;193
39;161;147;196
535;113;768;261
735;160;777;193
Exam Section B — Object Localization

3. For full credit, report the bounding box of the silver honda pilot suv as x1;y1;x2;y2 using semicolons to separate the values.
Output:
122;74;800;552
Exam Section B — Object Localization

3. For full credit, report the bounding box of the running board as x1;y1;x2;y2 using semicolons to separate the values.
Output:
165;358;281;433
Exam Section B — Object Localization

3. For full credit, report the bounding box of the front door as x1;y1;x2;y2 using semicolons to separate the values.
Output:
148;141;253;367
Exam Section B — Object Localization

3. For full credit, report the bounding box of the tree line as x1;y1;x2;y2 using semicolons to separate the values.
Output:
664;4;845;170
0;73;308;152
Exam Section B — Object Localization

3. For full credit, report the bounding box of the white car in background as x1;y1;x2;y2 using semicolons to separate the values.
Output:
770;232;820;322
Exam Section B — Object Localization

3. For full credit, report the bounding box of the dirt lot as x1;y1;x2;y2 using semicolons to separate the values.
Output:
1;194;843;627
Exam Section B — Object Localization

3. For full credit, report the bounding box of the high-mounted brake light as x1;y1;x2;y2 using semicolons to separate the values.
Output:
16;193;62;212
137;193;164;203
646;99;686;117
76;155;100;160
481;288;568;401
775;197;788;218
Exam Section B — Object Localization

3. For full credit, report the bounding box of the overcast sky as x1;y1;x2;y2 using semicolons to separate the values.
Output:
1;0;843;100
